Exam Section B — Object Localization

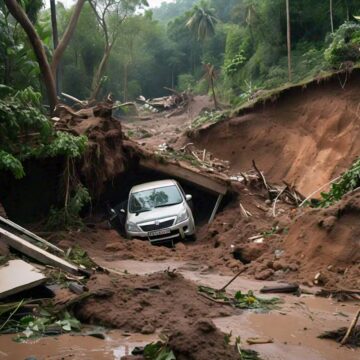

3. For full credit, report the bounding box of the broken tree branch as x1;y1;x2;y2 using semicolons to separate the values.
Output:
217;268;246;293
341;309;360;346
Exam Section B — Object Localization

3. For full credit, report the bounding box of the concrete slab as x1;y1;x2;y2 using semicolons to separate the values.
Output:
0;259;47;299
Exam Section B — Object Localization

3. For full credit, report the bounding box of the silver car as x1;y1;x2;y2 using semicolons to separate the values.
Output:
125;179;196;244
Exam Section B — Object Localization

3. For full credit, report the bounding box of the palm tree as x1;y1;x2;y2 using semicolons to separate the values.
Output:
286;0;292;82
186;1;219;108
186;1;217;41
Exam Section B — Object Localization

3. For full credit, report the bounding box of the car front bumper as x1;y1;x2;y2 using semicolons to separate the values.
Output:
127;218;195;243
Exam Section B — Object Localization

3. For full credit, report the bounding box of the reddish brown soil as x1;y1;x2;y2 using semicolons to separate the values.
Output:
167;319;240;360
123;95;212;149
189;72;360;196
58;104;127;196
75;272;235;333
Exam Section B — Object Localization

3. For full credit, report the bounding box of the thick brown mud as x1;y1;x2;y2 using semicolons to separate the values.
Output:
91;257;360;360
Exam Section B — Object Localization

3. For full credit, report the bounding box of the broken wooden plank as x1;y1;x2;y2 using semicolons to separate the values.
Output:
139;157;228;195
260;284;300;294
0;227;80;275
0;215;64;255
0;260;47;299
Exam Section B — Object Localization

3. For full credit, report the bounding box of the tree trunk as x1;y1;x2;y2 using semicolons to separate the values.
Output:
286;0;292;82
51;0;86;81
4;0;57;112
90;43;113;100
210;76;218;109
50;0;59;94
330;0;334;33
123;61;129;102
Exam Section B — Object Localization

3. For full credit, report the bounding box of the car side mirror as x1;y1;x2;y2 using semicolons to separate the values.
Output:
185;194;192;201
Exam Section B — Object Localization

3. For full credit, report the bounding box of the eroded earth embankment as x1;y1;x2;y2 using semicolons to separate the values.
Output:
190;71;360;195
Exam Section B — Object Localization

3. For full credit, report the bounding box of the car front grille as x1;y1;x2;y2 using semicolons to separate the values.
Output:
140;219;175;232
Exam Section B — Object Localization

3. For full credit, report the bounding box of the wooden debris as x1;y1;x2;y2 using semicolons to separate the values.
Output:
0;227;81;275
341;309;360;346
239;203;252;217
246;337;274;345
249;160;305;210
217;267;246;293
316;288;360;301
137;88;191;113
0;215;64;255
260;284;300;294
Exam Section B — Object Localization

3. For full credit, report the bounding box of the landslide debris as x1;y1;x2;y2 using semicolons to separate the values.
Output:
56;103;127;197
75;271;236;333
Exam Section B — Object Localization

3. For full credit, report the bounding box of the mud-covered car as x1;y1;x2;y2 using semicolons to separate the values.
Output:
110;179;196;244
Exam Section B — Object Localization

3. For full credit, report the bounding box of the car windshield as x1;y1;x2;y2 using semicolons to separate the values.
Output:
129;185;183;213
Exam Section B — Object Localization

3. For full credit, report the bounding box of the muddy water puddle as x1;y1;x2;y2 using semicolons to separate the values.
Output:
0;331;157;360
98;258;360;360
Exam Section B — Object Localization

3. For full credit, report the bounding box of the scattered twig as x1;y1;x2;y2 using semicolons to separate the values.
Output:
217;268;246;293
299;176;342;207
341;309;360;346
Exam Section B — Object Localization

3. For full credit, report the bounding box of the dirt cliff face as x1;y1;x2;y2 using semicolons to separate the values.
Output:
192;71;360;195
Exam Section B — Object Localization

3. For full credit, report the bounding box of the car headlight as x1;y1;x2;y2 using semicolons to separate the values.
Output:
127;222;139;232
176;208;188;224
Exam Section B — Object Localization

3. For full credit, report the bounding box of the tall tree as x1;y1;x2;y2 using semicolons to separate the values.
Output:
186;1;219;107
4;0;86;111
186;1;217;41
330;0;334;33
88;0;148;100
4;0;57;110
286;0;292;82
50;0;86;84
203;63;218;108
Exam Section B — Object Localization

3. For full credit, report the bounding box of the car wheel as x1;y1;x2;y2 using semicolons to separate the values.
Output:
185;234;197;242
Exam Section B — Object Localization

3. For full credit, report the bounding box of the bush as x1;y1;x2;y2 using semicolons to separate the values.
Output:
324;22;360;66
0;86;88;179
177;73;196;91
319;157;360;207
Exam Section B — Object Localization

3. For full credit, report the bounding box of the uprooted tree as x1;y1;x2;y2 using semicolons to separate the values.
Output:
3;0;86;112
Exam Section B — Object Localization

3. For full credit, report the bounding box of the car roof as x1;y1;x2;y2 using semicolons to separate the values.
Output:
130;179;178;193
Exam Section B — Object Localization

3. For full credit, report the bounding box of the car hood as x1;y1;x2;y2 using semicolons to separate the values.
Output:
128;202;185;224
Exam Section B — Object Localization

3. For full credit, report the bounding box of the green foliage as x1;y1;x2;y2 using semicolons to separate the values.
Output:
186;1;218;41
34;132;88;159
0;85;88;179
46;184;91;231
325;22;360;66
198;286;280;311
0;151;25;179
177;73;196;91
0;305;81;340
66;245;97;269
319;157;360;207
224;52;246;76
143;340;176;360
191;110;226;129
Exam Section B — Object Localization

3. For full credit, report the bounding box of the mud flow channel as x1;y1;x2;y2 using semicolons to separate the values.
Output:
0;331;157;359
95;258;360;360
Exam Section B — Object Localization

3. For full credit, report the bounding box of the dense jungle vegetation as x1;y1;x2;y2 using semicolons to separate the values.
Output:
1;0;360;184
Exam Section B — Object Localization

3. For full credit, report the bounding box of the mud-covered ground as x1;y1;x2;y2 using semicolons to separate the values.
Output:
3;77;360;359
